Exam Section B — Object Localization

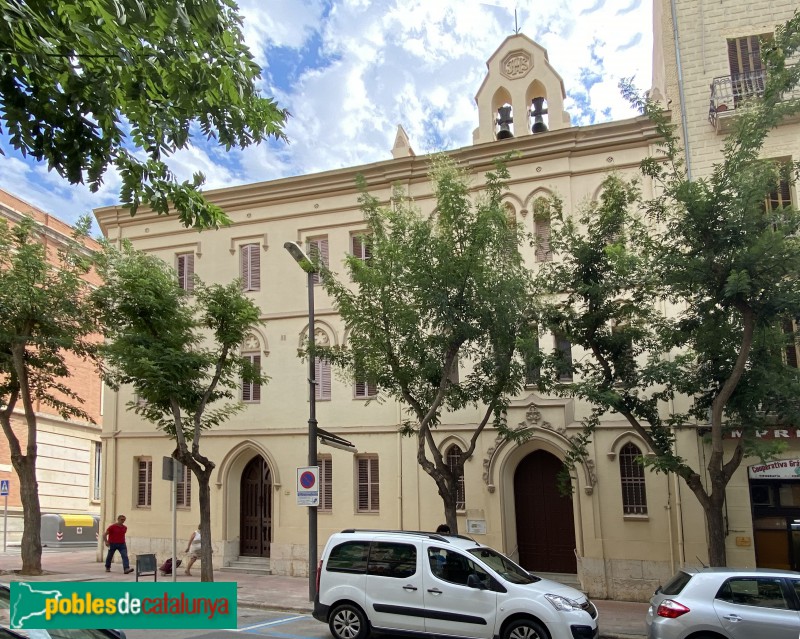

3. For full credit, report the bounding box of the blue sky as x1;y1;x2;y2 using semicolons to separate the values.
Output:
0;0;652;228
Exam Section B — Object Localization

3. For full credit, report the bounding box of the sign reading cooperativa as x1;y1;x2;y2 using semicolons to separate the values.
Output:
10;582;237;629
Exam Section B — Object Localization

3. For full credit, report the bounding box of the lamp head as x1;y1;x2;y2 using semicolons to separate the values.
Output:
284;241;317;273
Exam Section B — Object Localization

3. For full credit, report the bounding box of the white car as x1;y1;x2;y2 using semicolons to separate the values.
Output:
313;529;598;639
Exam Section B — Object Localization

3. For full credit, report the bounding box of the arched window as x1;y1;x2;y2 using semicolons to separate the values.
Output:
619;442;647;515
446;445;466;510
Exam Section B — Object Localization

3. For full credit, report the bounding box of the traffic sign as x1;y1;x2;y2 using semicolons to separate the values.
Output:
0;480;8;496
296;466;319;507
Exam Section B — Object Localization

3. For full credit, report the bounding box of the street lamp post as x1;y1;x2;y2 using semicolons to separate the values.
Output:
284;241;318;602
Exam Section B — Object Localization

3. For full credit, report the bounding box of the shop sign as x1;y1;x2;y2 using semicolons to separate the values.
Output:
728;428;800;439
748;459;800;479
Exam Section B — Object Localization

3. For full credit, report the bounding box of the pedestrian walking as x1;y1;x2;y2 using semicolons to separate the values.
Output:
184;524;202;576
436;523;451;534
104;514;134;574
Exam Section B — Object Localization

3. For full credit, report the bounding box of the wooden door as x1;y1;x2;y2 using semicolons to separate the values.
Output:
240;456;272;557
514;450;577;573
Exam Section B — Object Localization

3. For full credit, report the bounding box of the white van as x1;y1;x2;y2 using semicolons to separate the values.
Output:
313;530;598;639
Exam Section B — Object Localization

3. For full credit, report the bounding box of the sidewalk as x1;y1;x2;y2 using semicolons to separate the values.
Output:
0;549;647;638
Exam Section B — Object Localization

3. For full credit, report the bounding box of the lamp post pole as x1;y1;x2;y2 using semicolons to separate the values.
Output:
306;261;318;603
284;242;318;602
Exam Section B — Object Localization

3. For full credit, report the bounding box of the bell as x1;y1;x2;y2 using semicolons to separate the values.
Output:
531;97;549;134
496;105;514;140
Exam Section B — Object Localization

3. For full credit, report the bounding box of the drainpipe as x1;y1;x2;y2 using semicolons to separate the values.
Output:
670;0;693;181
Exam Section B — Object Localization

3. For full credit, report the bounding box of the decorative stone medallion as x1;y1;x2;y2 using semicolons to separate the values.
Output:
501;50;532;79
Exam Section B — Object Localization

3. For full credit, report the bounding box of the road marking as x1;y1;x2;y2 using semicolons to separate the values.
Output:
238;615;307;632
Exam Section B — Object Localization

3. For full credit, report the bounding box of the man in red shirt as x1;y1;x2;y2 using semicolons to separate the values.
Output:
104;514;134;574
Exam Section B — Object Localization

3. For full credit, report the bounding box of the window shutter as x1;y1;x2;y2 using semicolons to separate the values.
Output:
535;218;552;262
241;244;260;291
369;457;380;511
309;237;329;284
316;357;331;400
177;254;194;291
352;234;372;261
318;456;333;511
357;458;369;511
728;36;762;76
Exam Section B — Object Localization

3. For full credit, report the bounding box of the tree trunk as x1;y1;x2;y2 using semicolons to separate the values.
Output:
198;474;213;582
14;455;42;575
705;488;727;567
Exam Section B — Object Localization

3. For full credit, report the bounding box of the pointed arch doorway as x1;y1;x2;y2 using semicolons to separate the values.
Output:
514;449;577;573
240;456;272;557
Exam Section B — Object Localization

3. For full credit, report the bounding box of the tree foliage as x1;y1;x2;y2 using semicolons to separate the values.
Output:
319;155;534;533
0;0;287;228
92;242;267;581
534;12;800;566
0;215;99;574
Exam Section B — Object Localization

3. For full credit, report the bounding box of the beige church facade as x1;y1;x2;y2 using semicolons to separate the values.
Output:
94;0;800;601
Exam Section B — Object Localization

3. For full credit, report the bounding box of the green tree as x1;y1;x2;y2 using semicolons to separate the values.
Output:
534;14;800;566
0;0;286;229
0;215;99;575
92;242;267;581
319;156;534;533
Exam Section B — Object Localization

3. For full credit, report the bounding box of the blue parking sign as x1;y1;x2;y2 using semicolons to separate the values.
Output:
0;479;8;496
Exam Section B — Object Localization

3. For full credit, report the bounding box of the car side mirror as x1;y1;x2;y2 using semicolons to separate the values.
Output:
467;573;488;590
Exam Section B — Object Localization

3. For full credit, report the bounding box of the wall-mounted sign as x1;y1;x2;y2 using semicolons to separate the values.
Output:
748;459;800;479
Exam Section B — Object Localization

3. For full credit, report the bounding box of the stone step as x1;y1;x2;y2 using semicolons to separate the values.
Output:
219;564;272;576
220;556;272;575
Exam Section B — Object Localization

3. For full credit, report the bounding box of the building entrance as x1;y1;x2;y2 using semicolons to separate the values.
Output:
240;456;272;557
513;449;577;573
749;459;800;571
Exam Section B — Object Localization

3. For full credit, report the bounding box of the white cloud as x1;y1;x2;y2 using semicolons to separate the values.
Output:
2;0;653;226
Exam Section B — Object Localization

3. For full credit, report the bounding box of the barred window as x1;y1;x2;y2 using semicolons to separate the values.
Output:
177;463;191;508
555;335;574;382
137;458;152;507
318;455;333;512
242;353;261;403
356;456;379;513
445;445;466;510
620;443;647;515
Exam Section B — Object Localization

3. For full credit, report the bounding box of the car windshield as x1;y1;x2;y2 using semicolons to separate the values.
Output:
466;547;538;584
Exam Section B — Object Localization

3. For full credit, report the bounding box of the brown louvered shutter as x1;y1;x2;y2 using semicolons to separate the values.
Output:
369;457;380;511
767;178;793;212
728;36;762;75
308;237;329;284
535;218;552;262
177;253;194;291
177;464;191;507
318;456;333;512
316;357;331;400
352;234;372;261
357;457;379;512
241;244;260;291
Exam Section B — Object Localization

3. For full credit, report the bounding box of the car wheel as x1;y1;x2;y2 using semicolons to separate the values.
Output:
329;604;369;639
503;619;550;639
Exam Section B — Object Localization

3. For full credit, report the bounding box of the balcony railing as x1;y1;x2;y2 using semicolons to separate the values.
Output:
708;70;766;127
709;69;800;130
